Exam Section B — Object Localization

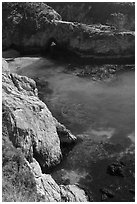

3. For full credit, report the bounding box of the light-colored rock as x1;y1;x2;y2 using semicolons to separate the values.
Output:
60;185;88;202
2;71;62;168
26;158;61;201
27;158;61;201
2;59;10;73
27;158;88;202
2;63;78;168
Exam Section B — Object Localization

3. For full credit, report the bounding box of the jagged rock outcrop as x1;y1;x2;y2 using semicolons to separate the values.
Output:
2;59;76;169
2;59;88;201
26;158;88;202
2;2;135;60
55;119;77;144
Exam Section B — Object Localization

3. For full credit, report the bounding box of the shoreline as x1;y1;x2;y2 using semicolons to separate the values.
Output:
2;53;135;202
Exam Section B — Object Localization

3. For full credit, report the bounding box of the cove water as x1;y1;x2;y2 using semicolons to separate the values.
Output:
13;57;135;201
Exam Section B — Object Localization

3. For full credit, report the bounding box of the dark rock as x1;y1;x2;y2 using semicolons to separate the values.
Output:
107;162;125;177
129;189;135;195
62;179;70;185
120;161;126;166
100;188;115;198
100;188;114;201
101;193;108;201
67;64;76;71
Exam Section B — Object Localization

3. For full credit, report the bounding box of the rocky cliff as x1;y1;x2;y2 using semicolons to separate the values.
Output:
48;2;135;31
2;2;135;60
2;59;88;201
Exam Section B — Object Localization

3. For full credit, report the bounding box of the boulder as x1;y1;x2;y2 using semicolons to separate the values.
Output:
54;119;77;144
107;162;125;177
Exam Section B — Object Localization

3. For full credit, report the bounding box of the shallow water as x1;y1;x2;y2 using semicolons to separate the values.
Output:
13;57;135;201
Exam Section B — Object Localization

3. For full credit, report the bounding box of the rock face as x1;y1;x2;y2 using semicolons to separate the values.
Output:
2;59;76;168
53;21;134;59
2;2;135;60
2;59;88;201
48;2;135;31
27;158;88;202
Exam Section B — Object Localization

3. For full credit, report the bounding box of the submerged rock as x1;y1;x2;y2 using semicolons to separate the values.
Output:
129;189;135;195
107;162;125;177
100;188;115;200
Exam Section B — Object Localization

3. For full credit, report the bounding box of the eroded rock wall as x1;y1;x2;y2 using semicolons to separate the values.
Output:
2;2;135;60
